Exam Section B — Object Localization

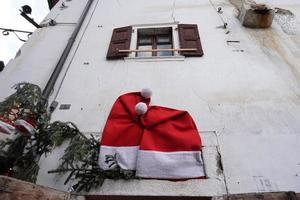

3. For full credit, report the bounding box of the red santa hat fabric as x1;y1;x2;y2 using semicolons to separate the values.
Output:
0;110;36;136
15;118;36;136
0;115;16;134
137;106;204;179
99;91;205;179
99;92;150;170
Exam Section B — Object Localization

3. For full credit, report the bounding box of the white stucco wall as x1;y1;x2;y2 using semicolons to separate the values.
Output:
0;0;300;196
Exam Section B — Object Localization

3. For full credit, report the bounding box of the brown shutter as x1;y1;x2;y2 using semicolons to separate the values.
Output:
106;26;132;59
178;24;203;57
47;0;59;9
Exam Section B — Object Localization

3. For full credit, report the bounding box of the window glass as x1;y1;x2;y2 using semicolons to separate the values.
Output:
137;45;152;57
137;27;173;57
139;37;152;45
157;36;171;44
157;44;172;56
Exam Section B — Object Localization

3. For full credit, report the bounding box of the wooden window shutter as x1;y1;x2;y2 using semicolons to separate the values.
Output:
178;24;203;57
106;26;132;59
47;0;59;9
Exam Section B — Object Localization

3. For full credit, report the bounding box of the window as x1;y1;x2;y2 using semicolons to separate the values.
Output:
136;27;173;57
106;24;203;60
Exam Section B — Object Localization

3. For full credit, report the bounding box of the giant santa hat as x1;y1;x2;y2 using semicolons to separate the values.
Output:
99;89;151;170
99;89;205;179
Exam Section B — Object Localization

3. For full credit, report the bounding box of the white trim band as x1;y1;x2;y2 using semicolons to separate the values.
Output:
136;150;205;179
98;146;139;170
0;120;15;134
15;119;36;135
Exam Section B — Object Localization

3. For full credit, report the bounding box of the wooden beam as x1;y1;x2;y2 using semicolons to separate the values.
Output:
118;48;197;53
0;176;69;200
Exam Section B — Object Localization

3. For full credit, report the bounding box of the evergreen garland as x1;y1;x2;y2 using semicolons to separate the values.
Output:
0;83;49;182
0;82;135;193
48;132;136;193
0;82;49;123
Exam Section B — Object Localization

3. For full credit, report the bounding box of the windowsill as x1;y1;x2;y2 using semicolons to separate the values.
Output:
124;56;185;62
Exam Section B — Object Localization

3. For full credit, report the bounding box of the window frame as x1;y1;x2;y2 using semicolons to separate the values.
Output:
110;22;203;61
136;27;174;57
128;23;181;59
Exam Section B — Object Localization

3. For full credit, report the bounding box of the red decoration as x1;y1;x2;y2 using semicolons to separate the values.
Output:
99;91;205;179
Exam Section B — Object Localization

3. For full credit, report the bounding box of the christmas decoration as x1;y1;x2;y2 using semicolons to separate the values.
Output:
0;115;15;134
135;102;148;115
48;132;135;192
15;118;36;135
0;83;48;135
99;91;151;171
0;84;204;193
137;106;205;179
0;83;48;181
99;90;205;179
140;88;152;99
0;82;135;193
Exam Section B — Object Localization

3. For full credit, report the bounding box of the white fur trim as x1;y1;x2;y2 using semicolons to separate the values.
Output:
141;88;152;99
135;102;148;115
0;120;15;134
14;119;36;135
99;146;139;170
136;150;205;179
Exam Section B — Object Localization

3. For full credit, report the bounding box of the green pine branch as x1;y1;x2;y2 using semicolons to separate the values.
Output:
49;133;136;193
0;82;136;193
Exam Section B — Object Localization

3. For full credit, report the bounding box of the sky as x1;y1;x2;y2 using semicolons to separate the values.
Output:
0;1;49;64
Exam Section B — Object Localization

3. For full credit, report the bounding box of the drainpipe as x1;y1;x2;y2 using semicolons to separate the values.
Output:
42;0;95;99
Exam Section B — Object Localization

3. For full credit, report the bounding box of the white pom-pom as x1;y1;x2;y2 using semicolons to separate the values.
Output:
135;102;148;115
141;88;152;99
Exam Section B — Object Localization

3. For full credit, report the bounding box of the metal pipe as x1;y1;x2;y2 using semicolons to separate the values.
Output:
42;0;95;99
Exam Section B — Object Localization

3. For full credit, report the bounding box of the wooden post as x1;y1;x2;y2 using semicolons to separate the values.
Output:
0;176;70;200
